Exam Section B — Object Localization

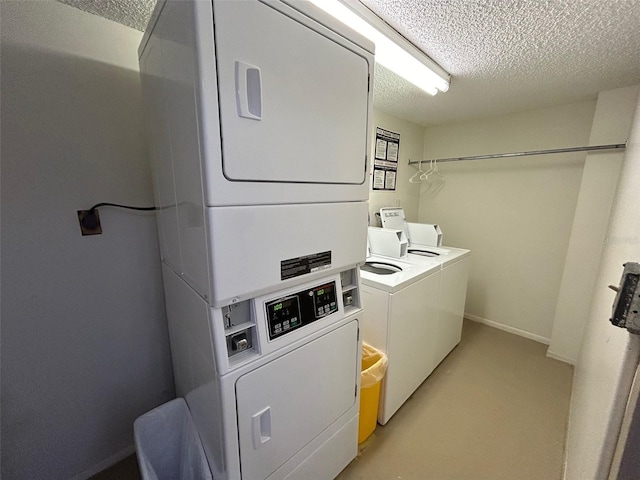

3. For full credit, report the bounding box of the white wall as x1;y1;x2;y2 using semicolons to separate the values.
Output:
420;101;596;342
368;109;425;225
549;85;639;364
564;92;640;480
1;2;174;479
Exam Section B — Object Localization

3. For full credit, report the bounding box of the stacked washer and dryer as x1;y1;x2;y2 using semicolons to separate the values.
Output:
138;1;374;479
360;208;470;424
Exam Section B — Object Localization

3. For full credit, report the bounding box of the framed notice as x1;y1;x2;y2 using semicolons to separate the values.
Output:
372;127;400;191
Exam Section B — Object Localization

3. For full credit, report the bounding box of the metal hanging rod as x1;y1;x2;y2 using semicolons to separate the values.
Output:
408;143;627;165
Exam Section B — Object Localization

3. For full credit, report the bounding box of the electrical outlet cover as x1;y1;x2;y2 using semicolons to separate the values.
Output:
77;209;102;236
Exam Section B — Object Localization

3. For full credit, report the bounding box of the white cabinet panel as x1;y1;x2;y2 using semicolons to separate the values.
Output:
207;201;368;307
140;0;211;295
361;285;391;352
379;271;440;424
236;321;358;480
434;258;469;367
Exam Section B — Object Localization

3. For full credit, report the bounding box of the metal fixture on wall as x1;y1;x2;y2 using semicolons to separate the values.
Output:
409;142;627;165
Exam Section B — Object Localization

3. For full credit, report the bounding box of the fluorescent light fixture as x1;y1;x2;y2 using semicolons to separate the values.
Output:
308;0;450;95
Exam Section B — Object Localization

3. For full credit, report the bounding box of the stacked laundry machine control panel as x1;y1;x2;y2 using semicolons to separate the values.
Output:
266;281;338;340
221;267;362;369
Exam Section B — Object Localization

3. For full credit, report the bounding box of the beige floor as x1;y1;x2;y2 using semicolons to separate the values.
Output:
94;320;573;480
337;319;574;480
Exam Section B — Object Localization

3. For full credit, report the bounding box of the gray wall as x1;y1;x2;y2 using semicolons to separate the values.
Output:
419;101;596;343
549;85;639;364
1;1;174;478
564;92;640;480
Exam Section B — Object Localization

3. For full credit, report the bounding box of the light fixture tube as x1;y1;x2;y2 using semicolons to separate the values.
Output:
308;0;450;95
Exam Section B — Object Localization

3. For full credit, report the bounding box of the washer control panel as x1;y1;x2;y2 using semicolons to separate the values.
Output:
266;281;338;340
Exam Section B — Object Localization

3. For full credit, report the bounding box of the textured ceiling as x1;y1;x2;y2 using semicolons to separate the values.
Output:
368;0;640;125
57;0;155;31
56;0;640;127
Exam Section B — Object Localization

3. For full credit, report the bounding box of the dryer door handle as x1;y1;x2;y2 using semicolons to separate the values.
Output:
236;61;262;120
251;406;271;449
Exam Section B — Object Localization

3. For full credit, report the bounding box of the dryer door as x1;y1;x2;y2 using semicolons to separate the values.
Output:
235;321;358;480
213;0;370;184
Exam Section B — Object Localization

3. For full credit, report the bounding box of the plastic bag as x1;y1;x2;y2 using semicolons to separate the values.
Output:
361;342;388;389
134;398;212;480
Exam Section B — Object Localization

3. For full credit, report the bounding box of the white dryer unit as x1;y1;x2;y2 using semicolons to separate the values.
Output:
138;1;374;479
360;254;441;424
139;0;374;307
165;264;364;480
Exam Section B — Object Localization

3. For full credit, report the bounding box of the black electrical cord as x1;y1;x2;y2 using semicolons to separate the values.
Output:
87;202;156;212
78;202;157;235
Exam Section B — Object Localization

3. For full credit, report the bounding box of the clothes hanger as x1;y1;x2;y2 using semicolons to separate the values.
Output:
431;159;444;183
420;159;435;181
409;160;425;183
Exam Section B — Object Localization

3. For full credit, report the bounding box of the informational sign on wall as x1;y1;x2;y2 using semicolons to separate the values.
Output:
372;127;400;191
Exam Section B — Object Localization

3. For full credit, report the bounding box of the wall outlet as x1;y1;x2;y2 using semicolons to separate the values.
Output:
77;209;102;236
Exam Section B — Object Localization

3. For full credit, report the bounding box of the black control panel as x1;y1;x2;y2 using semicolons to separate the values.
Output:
266;281;338;340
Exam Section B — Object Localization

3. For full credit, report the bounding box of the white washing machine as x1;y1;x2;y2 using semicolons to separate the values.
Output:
360;251;441;425
406;246;470;368
378;208;471;372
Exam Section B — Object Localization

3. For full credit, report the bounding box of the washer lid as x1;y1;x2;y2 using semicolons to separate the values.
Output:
361;261;403;275
408;248;440;257
379;207;409;239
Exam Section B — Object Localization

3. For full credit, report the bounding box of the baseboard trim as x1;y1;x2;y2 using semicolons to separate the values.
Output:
69;445;135;480
546;349;576;365
464;313;551;345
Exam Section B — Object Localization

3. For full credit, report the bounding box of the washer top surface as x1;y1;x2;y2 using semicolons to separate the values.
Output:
360;254;440;293
407;245;470;268
361;260;404;275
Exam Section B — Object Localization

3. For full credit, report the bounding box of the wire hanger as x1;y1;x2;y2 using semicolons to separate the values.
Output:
421;159;445;195
431;159;444;183
409;160;425;183
420;159;435;181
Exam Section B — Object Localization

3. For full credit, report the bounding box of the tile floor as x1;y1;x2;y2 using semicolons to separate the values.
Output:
92;320;573;480
337;320;573;480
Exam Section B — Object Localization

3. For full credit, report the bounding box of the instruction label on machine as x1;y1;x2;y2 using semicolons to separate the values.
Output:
372;127;400;191
281;251;332;280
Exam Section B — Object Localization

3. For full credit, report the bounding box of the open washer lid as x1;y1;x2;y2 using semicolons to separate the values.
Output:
380;207;444;249
379;207;409;240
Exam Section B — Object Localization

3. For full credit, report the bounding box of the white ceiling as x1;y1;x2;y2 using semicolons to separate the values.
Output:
57;0;640;127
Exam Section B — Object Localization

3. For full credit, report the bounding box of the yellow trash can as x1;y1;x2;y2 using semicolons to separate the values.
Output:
358;343;388;444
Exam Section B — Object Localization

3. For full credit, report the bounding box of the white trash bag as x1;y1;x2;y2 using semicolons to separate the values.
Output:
134;398;212;480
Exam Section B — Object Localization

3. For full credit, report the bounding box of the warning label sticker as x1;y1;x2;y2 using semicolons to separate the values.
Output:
281;251;332;281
